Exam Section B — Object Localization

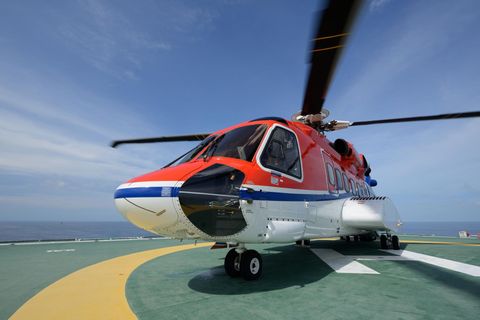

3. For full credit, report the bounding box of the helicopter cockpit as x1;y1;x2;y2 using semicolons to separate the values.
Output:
166;124;267;167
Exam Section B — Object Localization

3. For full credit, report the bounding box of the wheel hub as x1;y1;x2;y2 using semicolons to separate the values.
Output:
249;257;260;274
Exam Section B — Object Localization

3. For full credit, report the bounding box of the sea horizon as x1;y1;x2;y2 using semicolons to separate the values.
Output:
0;220;479;242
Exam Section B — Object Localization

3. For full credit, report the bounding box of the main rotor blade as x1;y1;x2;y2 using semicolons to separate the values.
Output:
111;133;211;148
301;0;363;116
350;111;480;127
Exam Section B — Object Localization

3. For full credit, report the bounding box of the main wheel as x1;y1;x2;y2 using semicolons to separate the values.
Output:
240;250;262;280
380;235;388;249
224;249;241;277
392;235;400;250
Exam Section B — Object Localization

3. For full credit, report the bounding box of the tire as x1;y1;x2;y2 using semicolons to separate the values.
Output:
380;235;388;249
224;248;241;277
240;250;262;280
392;235;400;250
345;236;351;242
353;235;359;242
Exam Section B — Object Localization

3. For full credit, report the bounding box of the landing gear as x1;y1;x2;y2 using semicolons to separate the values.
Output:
224;249;241;277
345;234;376;242
360;233;376;242
295;239;311;246
224;247;263;280
379;234;400;250
392;235;400;250
240;250;263;280
380;234;388;249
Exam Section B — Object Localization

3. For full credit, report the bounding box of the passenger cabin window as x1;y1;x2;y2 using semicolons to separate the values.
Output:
343;174;350;193
260;126;301;179
365;184;371;196
207;124;267;161
350;179;356;195
335;169;343;190
362;185;368;196
357;182;363;196
327;163;335;186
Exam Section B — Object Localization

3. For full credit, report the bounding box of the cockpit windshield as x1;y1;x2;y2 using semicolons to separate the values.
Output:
165;124;267;167
164;135;217;168
203;124;267;161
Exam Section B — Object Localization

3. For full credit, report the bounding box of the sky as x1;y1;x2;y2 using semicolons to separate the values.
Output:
0;0;479;222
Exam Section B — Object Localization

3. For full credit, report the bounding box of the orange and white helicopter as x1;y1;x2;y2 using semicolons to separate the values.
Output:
111;0;480;280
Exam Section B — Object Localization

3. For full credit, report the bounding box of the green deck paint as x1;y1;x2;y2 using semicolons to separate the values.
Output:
1;237;479;320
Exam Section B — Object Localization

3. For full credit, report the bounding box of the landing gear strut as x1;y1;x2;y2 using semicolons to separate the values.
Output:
295;239;311;246
224;247;262;280
380;234;400;250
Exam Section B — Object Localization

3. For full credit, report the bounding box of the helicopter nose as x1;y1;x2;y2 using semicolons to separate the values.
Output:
178;164;247;237
114;183;180;233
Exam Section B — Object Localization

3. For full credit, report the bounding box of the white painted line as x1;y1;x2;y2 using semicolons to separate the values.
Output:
381;249;480;277
0;237;168;246
310;248;379;274
46;249;75;253
352;255;408;261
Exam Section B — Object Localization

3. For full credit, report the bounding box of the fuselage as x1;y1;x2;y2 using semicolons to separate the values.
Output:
114;118;401;243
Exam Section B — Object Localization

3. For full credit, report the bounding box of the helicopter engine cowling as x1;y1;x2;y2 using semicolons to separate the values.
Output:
341;196;402;232
333;139;364;175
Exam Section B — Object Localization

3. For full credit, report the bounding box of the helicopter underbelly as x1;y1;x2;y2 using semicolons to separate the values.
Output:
236;197;358;243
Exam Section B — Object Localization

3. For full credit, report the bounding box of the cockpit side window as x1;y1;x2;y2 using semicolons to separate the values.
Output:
260;126;302;179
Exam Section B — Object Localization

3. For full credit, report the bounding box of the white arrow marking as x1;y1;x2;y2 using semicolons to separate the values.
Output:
381;249;480;277
310;248;379;274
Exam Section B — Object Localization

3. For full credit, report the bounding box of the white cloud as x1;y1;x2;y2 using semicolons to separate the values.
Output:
369;0;393;12
55;0;217;80
335;0;480;118
57;0;171;79
0;194;112;210
0;107;158;182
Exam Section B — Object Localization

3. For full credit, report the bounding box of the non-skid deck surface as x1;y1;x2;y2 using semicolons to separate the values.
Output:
1;236;479;319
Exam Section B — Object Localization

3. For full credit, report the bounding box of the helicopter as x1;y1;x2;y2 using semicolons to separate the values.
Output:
111;0;480;280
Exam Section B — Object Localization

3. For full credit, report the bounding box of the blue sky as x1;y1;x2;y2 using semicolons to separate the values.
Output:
0;0;479;222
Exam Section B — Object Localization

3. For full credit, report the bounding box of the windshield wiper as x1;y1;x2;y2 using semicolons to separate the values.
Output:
164;135;216;168
203;134;225;161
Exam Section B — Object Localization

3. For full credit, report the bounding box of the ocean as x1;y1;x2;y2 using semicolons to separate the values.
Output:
0;221;479;242
0;221;155;242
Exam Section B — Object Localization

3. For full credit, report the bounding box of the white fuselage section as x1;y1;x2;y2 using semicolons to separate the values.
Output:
115;182;402;243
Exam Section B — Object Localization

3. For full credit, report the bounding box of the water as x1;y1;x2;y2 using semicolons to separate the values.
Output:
0;221;479;242
399;221;480;238
0;221;156;242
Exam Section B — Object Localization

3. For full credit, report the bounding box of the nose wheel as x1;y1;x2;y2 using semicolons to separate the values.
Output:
224;248;262;280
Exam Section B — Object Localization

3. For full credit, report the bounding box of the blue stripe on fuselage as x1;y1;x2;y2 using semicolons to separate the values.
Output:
114;186;353;201
114;187;180;199
239;190;352;202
